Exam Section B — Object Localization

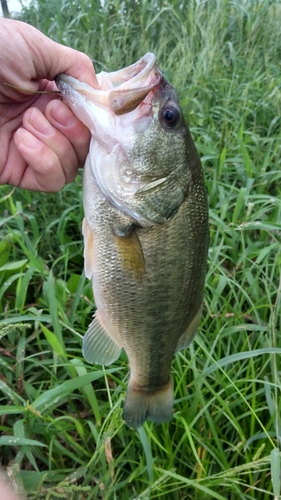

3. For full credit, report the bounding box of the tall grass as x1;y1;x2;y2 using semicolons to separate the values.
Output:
1;0;281;498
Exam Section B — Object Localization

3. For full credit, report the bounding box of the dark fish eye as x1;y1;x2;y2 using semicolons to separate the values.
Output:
161;105;181;128
164;109;175;121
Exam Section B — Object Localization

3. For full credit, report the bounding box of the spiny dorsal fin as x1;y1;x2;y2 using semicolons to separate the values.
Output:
82;311;121;365
113;229;145;281
82;218;95;279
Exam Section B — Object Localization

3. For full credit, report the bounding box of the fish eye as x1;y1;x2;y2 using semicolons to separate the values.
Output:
161;105;181;128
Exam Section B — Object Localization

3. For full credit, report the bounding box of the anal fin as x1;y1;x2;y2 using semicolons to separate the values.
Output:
82;311;121;365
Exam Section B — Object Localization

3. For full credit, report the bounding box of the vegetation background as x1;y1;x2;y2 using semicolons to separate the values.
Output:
0;0;281;498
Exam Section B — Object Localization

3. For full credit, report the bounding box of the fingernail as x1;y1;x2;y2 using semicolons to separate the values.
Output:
49;99;77;127
16;128;41;150
29;108;54;135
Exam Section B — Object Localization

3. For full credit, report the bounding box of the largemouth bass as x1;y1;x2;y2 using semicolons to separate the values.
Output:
56;54;209;428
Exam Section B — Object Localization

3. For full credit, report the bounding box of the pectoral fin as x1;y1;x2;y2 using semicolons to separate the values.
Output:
82;218;95;279
82;311;121;365
113;228;145;281
175;304;203;352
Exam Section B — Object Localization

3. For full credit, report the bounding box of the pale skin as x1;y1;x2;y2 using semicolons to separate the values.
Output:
0;18;98;191
0;20;98;500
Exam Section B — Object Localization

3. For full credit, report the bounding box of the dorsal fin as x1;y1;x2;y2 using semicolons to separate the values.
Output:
175;304;203;352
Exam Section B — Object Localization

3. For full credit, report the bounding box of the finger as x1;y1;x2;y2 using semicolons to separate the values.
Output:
14;128;67;191
22;107;79;184
55;48;98;88
0;132;27;186
45;99;91;167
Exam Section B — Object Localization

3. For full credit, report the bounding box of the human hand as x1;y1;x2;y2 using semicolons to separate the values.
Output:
0;19;97;191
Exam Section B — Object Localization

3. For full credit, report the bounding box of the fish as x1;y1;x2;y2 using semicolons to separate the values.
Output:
56;53;209;429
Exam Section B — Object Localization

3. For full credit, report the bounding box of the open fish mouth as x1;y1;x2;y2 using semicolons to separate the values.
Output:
56;53;161;116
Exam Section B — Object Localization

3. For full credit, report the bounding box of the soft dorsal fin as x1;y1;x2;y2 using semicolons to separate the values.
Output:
175;304;203;352
82;218;95;279
82;311;122;365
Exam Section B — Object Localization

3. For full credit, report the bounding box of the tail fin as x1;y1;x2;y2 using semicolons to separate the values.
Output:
123;378;174;428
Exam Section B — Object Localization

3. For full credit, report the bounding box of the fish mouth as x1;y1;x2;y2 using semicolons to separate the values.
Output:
56;53;161;116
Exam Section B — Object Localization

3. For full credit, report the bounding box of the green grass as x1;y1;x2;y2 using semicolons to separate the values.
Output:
1;0;281;498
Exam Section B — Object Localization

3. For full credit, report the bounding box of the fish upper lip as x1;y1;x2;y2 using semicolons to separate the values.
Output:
56;53;161;116
56;53;159;92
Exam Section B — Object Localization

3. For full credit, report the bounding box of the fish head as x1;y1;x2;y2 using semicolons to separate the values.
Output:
56;54;198;224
